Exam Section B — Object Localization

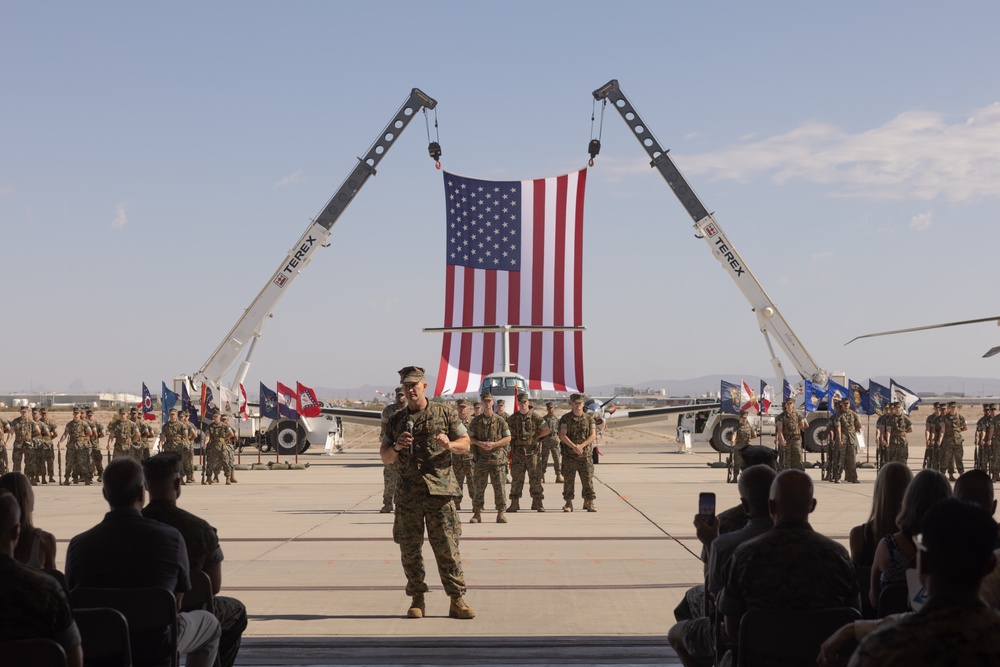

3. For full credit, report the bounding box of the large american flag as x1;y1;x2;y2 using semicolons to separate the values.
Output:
433;168;587;396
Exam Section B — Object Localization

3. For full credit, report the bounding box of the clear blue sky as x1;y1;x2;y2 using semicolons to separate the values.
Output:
4;2;999;394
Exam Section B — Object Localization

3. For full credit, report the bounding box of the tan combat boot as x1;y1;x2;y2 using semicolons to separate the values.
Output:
584;499;597;512
563;500;573;512
407;594;425;619
496;510;507;523
555;474;564;483
508;497;520;512
449;596;476;619
470;509;482;524
229;473;238;484
380;504;393;513
534;499;545;513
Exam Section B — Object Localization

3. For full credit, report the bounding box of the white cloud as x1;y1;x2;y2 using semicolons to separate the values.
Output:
0;186;12;197
111;201;128;229
910;211;933;231
811;251;834;262
682;103;1000;202
274;169;304;188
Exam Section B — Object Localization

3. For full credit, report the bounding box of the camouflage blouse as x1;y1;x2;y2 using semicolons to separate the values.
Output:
466;413;510;463
383;401;467;497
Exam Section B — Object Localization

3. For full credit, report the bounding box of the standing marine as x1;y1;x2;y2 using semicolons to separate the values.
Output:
537;401;563;483
380;387;406;513
108;408;139;459
37;407;58;485
937;401;967;482
451;398;475;511
505;392;549;513
10;406;39;476
468;393;511;524
730;410;757;483
559;393;597;511
774;398;807;471
379;365;474;620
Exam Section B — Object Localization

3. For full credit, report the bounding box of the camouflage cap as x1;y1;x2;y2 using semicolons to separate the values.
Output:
569;393;584;403
990;404;998;410
31;407;39;412
85;408;94;415
947;401;957;408
933;402;942;408
739;410;749;416
39;407;48;413
19;405;29;412
889;401;901;407
394;386;405;397
72;407;81;414
480;392;494;403
168;408;178;414
398;366;425;384
118;408;127;415
455;398;470;408
129;407;138;413
517;392;530;402
545;401;554;408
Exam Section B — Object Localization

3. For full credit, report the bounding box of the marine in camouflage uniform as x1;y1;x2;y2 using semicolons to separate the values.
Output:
559;394;597;512
179;411;198;483
989;405;1000;482
380;388;406;513
775;399;806;471
37;408;58;484
10;406;38;475
379;366;474;620
84;409;105;482
975;404;992;473
27;408;46;484
537;402;563;483
505;392;549;512
130;409;154;461
825;400;846;483
62;409;94;484
108;408;139;460
204;411;235;484
730;411;757;483
886;401;911;465
160;409;188;483
924;402;944;472
937;401;967;481
468;392;511;522
875;409;890;468
450;398;475;510
220;416;238;483
838;402;861;483
0;417;10;474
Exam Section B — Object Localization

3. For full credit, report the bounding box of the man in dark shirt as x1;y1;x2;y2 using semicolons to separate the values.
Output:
721;469;860;662
0;490;82;666
65;457;220;667
143;452;247;667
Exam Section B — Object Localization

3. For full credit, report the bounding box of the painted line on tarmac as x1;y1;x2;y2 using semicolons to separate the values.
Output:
231;582;700;592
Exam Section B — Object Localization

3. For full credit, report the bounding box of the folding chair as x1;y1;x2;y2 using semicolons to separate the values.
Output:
74;607;132;667
70;587;177;667
736;606;861;667
181;570;215;613
853;565;875;619
0;638;67;667
44;568;69;595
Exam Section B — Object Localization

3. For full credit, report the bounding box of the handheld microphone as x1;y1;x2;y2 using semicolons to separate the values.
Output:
405;420;414;455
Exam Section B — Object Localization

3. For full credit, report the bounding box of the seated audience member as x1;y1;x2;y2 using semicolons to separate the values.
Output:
668;465;776;667
0;471;57;570
819;469;1000;665
65;457;220;667
142;452;247;667
0;490;83;666
721;469;860;663
847;499;1000;666
869;469;950;608
849;462;912;567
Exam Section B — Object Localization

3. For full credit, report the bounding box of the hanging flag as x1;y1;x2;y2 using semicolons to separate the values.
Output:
740;380;758;413
869;380;891;416
760;380;774;414
140;383;156;421
181;384;199;424
721;380;741;414
827;379;850;410
238;383;249;421
804;380;826;413
296;381;322;418
783;379;801;404
260;383;279;420
161;382;179;424
849;379;871;415
890;379;921;414
220;386;237;416
276;382;300;419
434;168;588;396
201;383;217;417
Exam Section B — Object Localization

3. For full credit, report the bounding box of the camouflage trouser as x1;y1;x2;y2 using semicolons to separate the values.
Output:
538;440;561;477
180;443;195;479
12;441;27;473
91;445;105;478
472;459;507;511
215;595;248;667
562;450;595;501
128;445;146;462
991;440;1000;481
731;443;748;479
944;439;964;475
206;443;233;478
782;437;804;471
24;442;40;478
382;461;398;508
887;438;908;465
38;441;55;480
924;444;943;472
827;442;844;482
452;455;475;507
392;487;465;598
509;446;543;501
72;443;93;482
843;439;858;482
0;445;7;474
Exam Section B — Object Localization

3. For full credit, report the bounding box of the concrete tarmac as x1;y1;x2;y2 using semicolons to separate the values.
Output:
32;423;919;666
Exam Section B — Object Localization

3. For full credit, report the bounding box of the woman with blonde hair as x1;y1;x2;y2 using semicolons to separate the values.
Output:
0;471;57;569
849;462;913;567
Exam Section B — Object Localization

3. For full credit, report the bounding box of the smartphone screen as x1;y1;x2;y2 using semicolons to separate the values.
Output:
698;492;716;521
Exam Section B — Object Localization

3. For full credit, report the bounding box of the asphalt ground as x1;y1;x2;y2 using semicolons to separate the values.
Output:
31;420;934;666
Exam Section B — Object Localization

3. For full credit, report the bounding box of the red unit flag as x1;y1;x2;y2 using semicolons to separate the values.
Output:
296;382;322;418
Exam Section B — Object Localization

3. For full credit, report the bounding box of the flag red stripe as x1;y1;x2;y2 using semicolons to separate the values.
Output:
454;267;476;394
573;168;587;390
434;265;458;395
481;270;497;382
529;178;546;387
551;174;568;390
